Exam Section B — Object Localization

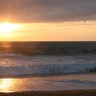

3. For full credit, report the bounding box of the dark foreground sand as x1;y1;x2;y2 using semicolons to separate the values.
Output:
0;90;96;96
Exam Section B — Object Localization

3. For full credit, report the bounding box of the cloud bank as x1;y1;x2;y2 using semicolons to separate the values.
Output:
0;0;96;23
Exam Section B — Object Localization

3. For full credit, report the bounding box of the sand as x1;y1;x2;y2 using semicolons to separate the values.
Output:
0;90;96;96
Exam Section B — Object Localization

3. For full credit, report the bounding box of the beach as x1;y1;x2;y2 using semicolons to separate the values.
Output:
0;90;96;96
0;42;96;94
0;0;96;94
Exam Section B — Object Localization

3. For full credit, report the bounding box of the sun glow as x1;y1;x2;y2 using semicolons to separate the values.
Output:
0;22;21;37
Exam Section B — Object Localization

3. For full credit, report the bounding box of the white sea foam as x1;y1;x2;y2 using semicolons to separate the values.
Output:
0;54;96;76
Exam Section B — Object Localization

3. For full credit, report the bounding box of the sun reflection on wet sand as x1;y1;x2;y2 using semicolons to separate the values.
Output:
0;77;45;93
0;78;14;92
0;78;27;93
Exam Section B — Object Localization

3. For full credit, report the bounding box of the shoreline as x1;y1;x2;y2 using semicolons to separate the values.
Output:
0;89;96;96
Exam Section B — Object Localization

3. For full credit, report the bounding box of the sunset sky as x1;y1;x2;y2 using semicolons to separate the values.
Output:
0;0;96;41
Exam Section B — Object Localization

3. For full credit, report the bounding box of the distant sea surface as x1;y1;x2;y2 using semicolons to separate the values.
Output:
1;41;96;55
0;41;96;92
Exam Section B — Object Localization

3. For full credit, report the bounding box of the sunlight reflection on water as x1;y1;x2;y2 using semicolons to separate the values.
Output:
0;42;11;53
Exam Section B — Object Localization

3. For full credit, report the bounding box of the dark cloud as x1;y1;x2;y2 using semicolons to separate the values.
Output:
0;0;96;23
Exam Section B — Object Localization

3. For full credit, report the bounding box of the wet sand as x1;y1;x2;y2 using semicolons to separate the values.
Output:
0;89;96;96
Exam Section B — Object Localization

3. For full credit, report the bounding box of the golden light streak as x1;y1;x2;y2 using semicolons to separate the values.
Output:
0;21;96;41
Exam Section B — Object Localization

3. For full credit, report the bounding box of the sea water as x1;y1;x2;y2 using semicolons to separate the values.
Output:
0;42;96;92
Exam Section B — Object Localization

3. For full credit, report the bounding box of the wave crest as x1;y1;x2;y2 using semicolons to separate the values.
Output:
0;63;96;77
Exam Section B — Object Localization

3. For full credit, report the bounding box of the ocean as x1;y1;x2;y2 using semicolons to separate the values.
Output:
0;42;96;92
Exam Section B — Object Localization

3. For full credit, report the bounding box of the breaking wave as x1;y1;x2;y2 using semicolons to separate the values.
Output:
0;63;96;77
0;51;96;77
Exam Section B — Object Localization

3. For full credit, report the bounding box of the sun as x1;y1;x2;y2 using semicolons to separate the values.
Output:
0;22;20;37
